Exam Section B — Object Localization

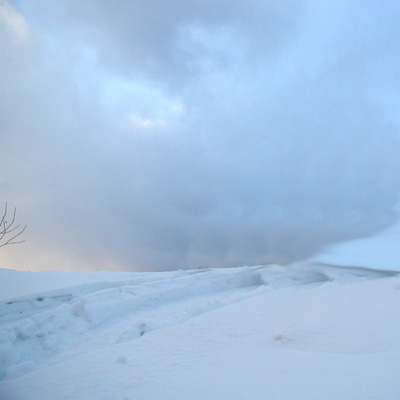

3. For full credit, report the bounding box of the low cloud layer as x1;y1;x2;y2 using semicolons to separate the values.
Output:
1;0;400;271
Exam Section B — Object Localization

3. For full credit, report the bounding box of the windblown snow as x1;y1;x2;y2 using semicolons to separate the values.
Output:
1;263;400;400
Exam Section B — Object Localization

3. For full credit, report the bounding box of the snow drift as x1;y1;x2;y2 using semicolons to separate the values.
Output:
0;263;400;399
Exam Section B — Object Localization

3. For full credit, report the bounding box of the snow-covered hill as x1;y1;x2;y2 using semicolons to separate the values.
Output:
1;263;400;400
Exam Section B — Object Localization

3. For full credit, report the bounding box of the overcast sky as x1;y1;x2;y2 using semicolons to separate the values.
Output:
1;0;400;272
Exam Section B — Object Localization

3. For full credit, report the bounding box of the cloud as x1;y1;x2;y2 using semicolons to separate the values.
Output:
1;0;400;271
0;0;29;44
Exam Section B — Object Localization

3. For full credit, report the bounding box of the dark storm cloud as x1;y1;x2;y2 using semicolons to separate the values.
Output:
1;0;400;271
60;0;302;84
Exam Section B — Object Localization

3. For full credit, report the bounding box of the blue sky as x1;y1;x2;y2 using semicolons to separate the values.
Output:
1;0;400;271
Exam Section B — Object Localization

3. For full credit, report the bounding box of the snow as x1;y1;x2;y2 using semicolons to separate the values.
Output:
1;263;400;399
0;269;139;301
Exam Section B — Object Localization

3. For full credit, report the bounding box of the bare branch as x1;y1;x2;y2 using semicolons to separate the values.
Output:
0;202;7;228
0;224;27;248
0;203;26;248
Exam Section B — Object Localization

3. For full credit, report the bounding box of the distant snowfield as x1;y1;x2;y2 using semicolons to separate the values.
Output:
1;263;400;400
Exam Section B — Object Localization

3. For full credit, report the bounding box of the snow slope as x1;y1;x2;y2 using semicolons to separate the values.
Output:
1;263;400;399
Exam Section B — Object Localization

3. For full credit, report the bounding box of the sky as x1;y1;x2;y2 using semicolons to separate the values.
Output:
1;0;400;272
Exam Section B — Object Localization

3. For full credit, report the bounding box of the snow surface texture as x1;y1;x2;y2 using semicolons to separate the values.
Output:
1;263;400;400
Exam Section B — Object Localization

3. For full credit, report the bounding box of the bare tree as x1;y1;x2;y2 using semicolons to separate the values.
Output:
0;203;27;248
